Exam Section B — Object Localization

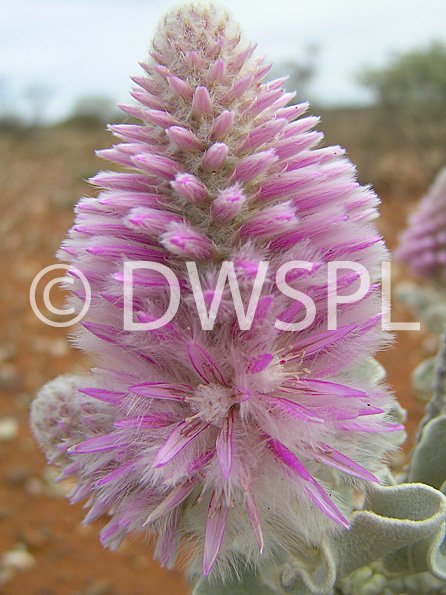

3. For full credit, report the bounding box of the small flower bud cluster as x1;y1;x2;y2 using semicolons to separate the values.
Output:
396;167;446;284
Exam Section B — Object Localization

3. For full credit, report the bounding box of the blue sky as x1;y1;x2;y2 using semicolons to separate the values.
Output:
2;0;445;122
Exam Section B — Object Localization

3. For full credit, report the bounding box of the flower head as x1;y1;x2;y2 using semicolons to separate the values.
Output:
31;4;403;579
395;167;446;285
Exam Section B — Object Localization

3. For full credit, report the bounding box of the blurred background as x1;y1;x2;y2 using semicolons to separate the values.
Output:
1;0;445;593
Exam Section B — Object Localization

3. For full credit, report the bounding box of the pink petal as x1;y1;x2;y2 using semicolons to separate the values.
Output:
239;201;297;238
161;450;215;485
264;75;289;90
130;74;161;92
132;153;182;180
216;410;234;479
83;500;110;526
275;300;304;333
264;395;325;424
78;388;125;404
240;118;288;151
252;62;272;83
55;462;79;482
339;421;405;433
99;520;126;550
69;482;93;504
185;51;203;67
153;419;209;467
303;477;350;529
166;126;203;151
114;269;171;288
247;353;273;374
187;342;226;385
99;191;160;210
268;439;350;529
244;88;283;117
145;108;180;128
130;89;165;110
129;382;193;401
152;63;170;78
202;491;229;575
81;322;118;343
229;43;255;71
358;406;386;416
245;490;264;554
95;460;136;487
161;222;215;260
277;101;309;121
171;172;209;204
144;480;197;525
201;143;228;172
89;171;153;191
211;184;246;222
117;103;148;120
87;244;164;261
125;206;181;235
231;150;278;183
154;511;180;569
315;444;379;483
96;147;134;167
192;86;213;116
185;449;215;475
206;60;226;83
255;168;321;203
69;433;119;454
168;76;194;99
225;74;253;102
280;324;357;362
114;413;176;428
211;110;234;139
285;378;368;399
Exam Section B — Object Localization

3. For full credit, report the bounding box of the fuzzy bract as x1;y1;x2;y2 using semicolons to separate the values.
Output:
31;3;404;579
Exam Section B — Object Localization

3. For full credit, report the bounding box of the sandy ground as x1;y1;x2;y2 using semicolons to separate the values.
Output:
0;126;435;594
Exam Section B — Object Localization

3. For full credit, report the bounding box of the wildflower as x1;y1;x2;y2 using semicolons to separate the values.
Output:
395;167;446;284
31;3;403;579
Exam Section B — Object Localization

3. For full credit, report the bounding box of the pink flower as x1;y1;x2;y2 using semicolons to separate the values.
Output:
395;167;446;284
31;4;403;579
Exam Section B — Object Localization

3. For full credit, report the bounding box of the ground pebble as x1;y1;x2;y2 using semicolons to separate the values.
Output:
0;363;18;389
83;579;113;595
350;566;374;584
361;574;387;595
0;417;18;441
0;567;15;586
1;546;36;571
6;467;31;485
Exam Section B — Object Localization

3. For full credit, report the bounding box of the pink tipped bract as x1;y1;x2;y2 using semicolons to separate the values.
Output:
31;3;403;578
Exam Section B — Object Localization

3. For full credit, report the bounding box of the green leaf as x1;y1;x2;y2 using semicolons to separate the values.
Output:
409;415;446;489
279;482;446;594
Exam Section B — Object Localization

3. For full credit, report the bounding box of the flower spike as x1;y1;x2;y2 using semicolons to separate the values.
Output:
31;3;403;580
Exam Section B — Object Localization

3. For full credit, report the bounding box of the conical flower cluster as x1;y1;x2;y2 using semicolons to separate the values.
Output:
396;167;446;284
31;4;403;579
